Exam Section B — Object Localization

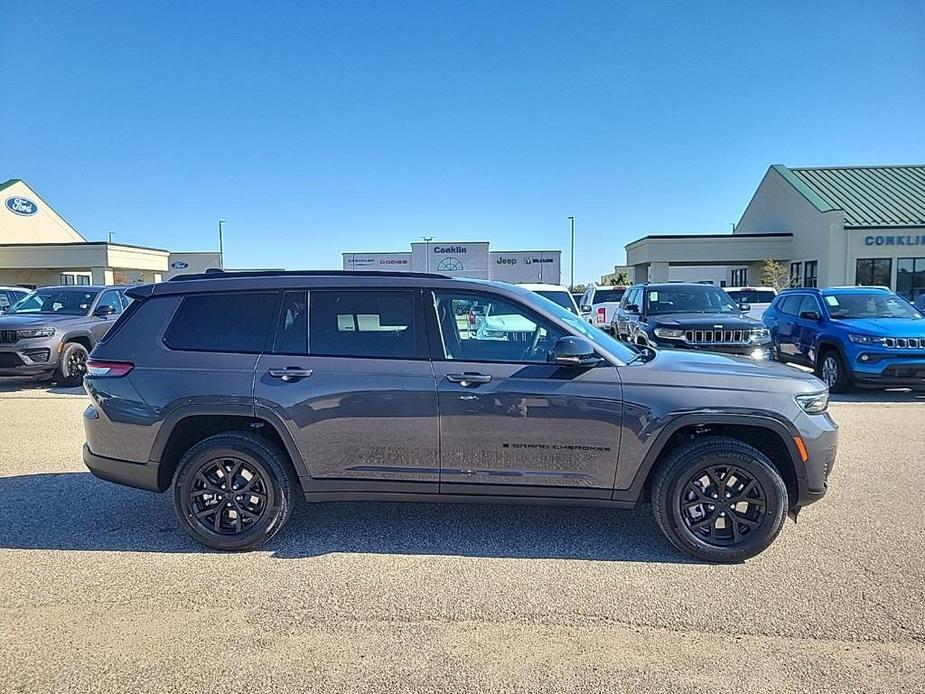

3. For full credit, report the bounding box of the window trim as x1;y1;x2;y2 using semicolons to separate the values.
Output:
305;288;430;361
427;289;573;366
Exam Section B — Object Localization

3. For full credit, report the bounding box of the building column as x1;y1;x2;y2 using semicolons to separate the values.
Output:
632;264;650;284
649;262;670;283
90;267;115;285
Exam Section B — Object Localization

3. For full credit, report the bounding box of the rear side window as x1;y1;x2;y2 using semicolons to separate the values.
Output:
778;295;803;315
164;292;278;353
273;291;308;354
309;290;423;359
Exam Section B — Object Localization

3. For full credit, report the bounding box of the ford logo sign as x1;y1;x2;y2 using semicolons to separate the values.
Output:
170;261;189;270
5;196;38;216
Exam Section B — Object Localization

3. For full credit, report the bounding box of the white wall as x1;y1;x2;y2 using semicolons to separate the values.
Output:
0;180;86;244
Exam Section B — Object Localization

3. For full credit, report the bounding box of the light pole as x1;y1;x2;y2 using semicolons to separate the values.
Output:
107;231;115;244
218;220;228;269
421;236;434;273
568;216;575;290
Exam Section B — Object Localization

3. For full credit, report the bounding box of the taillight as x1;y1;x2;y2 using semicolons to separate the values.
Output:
86;359;134;377
596;307;606;324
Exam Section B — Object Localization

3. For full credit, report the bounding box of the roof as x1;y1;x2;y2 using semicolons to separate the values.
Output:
779;286;891;295
168;269;449;282
773;165;925;228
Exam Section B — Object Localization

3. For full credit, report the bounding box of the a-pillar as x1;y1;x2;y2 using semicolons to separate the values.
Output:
90;267;115;285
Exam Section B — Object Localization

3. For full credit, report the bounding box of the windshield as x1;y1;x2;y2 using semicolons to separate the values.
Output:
516;289;638;363
646;286;741;315
6;289;98;316
726;290;775;304
536;290;578;314
592;288;625;304
824;292;923;320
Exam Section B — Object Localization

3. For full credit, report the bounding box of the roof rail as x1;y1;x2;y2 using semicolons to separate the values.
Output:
168;268;451;282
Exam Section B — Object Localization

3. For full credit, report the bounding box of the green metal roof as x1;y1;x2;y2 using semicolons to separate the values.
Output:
778;165;925;228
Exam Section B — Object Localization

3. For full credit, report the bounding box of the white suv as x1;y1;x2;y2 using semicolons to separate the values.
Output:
724;286;778;321
519;283;580;315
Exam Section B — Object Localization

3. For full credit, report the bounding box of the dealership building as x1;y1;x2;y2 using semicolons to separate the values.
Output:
343;241;562;284
0;178;222;288
624;164;925;300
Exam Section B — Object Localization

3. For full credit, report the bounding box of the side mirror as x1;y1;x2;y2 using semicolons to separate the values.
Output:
552;336;602;368
94;305;117;317
800;310;821;321
739;303;751;312
625;303;640;314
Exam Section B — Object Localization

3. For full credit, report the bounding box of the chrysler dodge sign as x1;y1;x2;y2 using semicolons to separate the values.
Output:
5;196;38;216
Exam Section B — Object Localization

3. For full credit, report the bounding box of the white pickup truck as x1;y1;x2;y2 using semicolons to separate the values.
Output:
577;285;627;334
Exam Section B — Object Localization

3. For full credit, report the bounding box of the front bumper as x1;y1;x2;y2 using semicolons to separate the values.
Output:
793;411;839;508
850;350;925;387
0;342;59;376
83;444;162;492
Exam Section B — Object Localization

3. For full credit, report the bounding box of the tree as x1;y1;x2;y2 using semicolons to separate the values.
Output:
608;271;630;286
760;259;791;291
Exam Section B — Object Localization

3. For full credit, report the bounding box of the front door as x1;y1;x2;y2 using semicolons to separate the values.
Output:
254;288;439;491
430;290;623;497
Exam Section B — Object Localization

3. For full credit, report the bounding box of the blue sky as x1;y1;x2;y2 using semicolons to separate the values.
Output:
3;1;924;283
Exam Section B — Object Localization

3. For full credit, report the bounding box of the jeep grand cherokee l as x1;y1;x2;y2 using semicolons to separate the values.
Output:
82;270;837;563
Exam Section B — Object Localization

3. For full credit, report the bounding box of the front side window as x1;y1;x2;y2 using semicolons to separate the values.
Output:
309;290;422;359
434;292;565;363
6;289;98;316
96;290;124;315
777;294;803;316
855;258;892;287
797;295;820;317
163;292;277;353
823;292;923;320
645;286;741;315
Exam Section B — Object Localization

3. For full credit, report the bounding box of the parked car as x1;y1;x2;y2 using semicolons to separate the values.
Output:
763;286;925;392
0;285;129;385
613;283;771;359
578;285;626;333
723;286;777;321
519;283;581;315
0;286;29;314
82;269;836;562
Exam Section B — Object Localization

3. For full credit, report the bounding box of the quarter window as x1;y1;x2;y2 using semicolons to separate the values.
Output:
163;292;278;353
434;292;565;363
309;290;422;359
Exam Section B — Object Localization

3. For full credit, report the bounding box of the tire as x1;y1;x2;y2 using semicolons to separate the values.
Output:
172;432;300;551
817;348;852;393
651;436;788;563
53;342;89;387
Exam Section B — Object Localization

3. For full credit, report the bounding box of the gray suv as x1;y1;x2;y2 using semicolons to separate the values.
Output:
0;285;128;386
82;270;838;562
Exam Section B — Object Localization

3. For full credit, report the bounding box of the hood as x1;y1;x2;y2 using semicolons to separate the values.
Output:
648;313;763;329
829;317;925;337
0;313;89;329
629;347;825;394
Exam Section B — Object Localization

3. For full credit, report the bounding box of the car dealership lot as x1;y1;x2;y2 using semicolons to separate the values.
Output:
0;380;922;693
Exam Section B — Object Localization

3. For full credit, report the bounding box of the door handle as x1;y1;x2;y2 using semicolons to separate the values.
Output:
446;372;492;387
267;367;313;382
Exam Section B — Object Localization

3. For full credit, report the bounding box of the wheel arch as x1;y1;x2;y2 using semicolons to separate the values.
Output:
618;413;803;509
150;405;306;492
814;337;844;368
60;332;93;352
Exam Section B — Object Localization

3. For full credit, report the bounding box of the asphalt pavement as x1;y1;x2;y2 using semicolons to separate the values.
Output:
0;379;922;693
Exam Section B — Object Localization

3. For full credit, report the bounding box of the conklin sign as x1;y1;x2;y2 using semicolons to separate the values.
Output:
865;234;925;246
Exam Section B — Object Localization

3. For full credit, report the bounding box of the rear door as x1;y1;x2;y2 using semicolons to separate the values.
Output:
793;295;823;365
430;289;623;497
771;294;803;361
254;288;440;491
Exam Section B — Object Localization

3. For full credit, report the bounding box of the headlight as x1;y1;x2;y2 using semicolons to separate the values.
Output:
796;391;829;414
750;327;770;341
16;327;55;339
848;334;883;345
653;327;685;339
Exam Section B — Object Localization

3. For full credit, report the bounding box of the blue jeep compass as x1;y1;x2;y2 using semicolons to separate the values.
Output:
763;286;925;392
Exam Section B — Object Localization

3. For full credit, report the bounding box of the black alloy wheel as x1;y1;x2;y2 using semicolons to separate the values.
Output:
187;456;272;536
676;464;767;546
54;342;89;387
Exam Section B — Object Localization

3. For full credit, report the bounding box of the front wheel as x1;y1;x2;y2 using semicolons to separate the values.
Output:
651;436;788;563
53;342;89;387
172;432;299;550
817;349;852;393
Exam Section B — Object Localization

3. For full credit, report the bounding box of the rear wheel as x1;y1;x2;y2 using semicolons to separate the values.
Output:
817;348;852;393
172;432;299;551
53;342;88;387
652;436;788;563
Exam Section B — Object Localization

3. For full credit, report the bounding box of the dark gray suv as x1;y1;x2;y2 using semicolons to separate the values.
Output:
82;270;837;562
0;285;129;386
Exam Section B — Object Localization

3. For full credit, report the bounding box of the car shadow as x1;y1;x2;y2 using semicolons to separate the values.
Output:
830;389;925;403
0;472;693;564
0;377;84;396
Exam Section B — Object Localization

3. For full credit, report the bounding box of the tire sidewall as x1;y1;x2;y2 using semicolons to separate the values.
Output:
55;342;88;386
173;439;288;551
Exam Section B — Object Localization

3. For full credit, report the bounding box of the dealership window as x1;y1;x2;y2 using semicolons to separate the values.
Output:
789;262;802;288
163;292;278;353
730;268;747;286
309;290;423;359
803;260;818;288
60;272;92;286
855;258;892;288
896;258;925;302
